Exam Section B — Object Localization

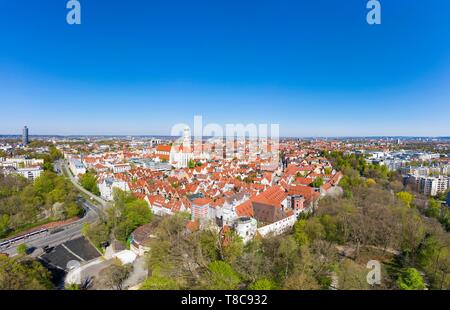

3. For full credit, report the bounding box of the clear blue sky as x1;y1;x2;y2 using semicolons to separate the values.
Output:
0;0;449;136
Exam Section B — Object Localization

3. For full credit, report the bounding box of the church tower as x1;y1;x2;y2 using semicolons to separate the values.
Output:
183;127;191;151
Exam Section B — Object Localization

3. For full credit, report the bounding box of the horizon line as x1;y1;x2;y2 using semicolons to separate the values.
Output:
0;134;449;139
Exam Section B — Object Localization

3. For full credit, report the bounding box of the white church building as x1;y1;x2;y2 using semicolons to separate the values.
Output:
170;127;194;168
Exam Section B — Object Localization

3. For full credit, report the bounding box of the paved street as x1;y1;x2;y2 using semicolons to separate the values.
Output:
0;160;109;257
1;201;98;256
59;160;110;211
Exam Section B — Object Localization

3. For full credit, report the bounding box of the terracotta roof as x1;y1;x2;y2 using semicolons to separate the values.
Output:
251;185;287;208
192;197;213;206
288;185;320;202
236;200;254;217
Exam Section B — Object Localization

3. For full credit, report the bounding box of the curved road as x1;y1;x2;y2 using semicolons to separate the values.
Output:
59;160;110;211
1;201;98;256
0;160;110;256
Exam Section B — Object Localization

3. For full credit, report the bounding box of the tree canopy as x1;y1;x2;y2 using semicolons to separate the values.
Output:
79;173;100;196
0;171;81;238
0;256;53;290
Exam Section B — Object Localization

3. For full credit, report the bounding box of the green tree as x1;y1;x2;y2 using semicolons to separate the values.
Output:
113;198;153;242
310;177;324;188
79;173;100;196
188;159;196;169
65;283;81;290
396;191;414;208
49;146;63;161
146;240;172;275
204;261;240;290
417;236;450;289
397;268;425;290
319;214;339;242
199;231;219;262
282;271;320;290
0;170;79;238
366;178;377;187
64;202;83;218
336;259;369;290
426;199;441;218
276;236;299;280
82;222;110;249
140;272;180;290
249;278;277;290
17;244;28;255
99;260;133;290
0;214;10;237
42;160;54;171
324;167;332;175
304;218;325;242
293;219;310;246
0;256;53;289
221;231;244;264
34;171;57;196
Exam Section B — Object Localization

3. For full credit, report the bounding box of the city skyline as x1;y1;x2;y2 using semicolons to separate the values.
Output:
1;1;450;136
2;124;450;139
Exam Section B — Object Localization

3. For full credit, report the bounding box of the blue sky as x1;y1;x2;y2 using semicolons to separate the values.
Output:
0;0;449;136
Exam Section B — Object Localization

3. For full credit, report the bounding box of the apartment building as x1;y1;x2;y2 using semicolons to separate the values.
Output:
69;158;86;176
409;175;449;196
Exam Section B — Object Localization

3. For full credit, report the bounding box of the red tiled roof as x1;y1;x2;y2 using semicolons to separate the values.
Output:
236;200;254;217
156;145;172;152
288;185;320;202
251;185;287;208
192;197;213;206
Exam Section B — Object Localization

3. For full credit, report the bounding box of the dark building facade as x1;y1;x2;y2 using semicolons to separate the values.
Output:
22;126;29;145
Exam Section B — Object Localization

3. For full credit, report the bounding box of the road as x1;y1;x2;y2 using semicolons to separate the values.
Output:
0;160;110;257
57;160;110;211
1;201;98;256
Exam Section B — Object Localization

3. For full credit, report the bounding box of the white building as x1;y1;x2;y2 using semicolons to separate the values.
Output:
17;167;43;181
98;177;130;201
112;163;131;174
0;157;44;169
233;217;257;244
421;177;438;196
69;158;86;177
257;212;298;237
170;127;194;168
436;176;449;194
410;175;449;196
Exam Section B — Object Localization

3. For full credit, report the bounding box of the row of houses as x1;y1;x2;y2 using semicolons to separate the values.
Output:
0;157;44;180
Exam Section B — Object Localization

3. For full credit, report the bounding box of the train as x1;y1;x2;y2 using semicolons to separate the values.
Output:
0;228;49;248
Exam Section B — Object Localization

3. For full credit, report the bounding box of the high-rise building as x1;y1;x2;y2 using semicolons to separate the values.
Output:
22;126;29;145
409;175;449;196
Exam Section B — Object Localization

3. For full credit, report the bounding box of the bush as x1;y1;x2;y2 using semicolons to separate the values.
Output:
249;278;277;290
397;268;425;290
79;173;100;196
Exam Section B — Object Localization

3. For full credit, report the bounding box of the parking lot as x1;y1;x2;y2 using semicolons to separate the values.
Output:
39;236;101;271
